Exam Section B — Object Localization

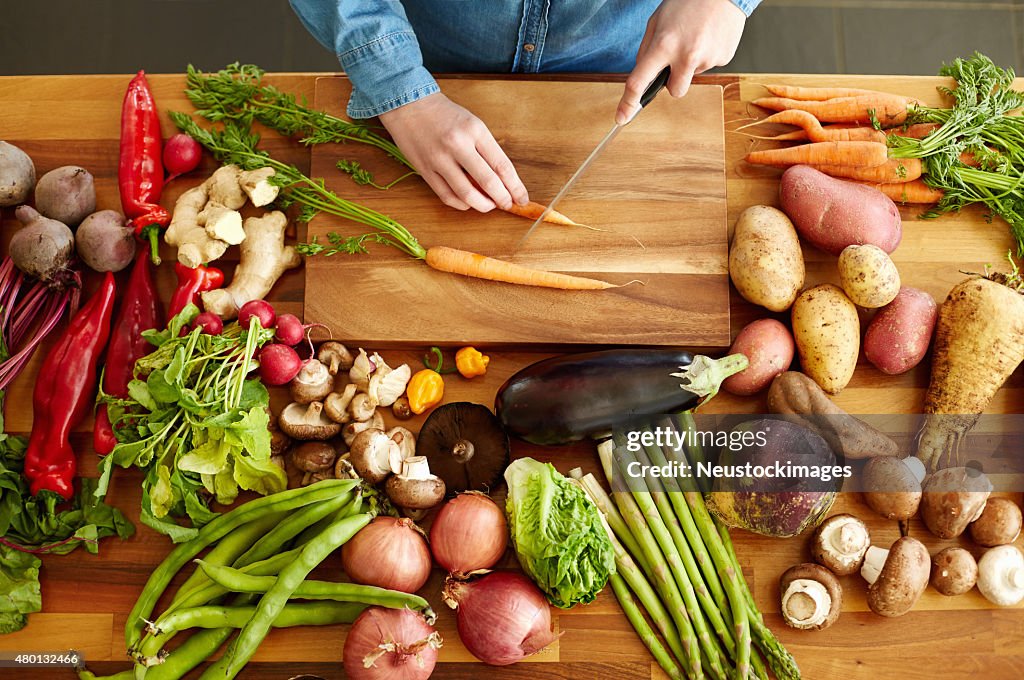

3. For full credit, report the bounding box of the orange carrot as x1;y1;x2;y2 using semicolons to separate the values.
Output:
424;246;615;289
888;123;941;139
812;158;923;183
753;94;918;125
740;110;886;143
855;180;943;204
771;129;809;141
761;84;882;100
745;141;889;168
503;201;585;227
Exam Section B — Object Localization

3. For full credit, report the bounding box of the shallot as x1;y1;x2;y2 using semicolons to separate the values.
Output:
443;571;559;666
343;607;441;680
430;491;508;577
342;516;433;594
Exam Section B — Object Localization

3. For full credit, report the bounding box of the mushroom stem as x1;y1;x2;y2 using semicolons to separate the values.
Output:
1008;567;1024;590
451;440;475;464
861;545;889;585
402;456;433;480
903;456;926;483
781;579;832;629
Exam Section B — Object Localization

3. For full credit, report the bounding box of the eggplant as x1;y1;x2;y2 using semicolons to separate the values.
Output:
494;349;747;445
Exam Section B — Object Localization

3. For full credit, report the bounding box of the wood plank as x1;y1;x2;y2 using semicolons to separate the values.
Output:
304;77;731;348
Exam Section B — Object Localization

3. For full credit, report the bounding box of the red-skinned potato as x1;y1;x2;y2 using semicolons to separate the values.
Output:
723;319;795;396
780;165;902;255
864;287;938;375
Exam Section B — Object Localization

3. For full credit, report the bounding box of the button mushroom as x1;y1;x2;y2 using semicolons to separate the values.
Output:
385;456;446;511
289;441;337;473
289;359;334;404
977;545;1024;607
416;402;510;495
860;536;930;617
862;456;925;521
931;546;978;596
324;384;358;424
318;341;354;376
343;410;385;447
348;428;398;484
348;392;377;423
779;563;842;631
277;401;342;441
969;497;1022;547
812;514;871;576
920;466;992;539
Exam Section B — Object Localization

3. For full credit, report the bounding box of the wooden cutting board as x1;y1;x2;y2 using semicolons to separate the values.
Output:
304;77;729;348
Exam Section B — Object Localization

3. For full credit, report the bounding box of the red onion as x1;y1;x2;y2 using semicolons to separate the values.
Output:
342;517;432;593
430;491;508;577
343;607;441;680
443;571;559;666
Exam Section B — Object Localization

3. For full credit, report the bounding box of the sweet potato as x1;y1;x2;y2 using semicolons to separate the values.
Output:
723;318;795;396
767;371;899;459
791;284;860;394
729;205;805;312
864;287;937;375
779;165;902;255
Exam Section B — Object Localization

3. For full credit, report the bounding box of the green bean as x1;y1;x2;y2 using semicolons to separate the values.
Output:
195;561;433;613
200;513;374;679
77;670;135;680
294;489;364;545
141;625;238;680
124;479;358;650
152;601;367;636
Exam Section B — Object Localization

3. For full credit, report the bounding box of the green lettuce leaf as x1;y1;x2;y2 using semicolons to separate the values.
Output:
504;458;615;609
0;545;40;634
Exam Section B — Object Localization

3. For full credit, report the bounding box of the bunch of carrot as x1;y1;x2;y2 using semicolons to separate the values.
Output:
738;85;944;204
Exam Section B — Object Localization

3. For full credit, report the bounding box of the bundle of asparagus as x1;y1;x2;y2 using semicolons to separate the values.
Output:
572;414;800;680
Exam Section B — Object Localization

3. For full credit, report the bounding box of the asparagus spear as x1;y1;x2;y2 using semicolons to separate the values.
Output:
609;573;686;680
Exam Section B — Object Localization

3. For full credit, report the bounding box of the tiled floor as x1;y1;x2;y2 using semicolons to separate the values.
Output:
0;0;1018;77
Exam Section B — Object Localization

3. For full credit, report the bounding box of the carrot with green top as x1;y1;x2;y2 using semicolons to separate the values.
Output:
424;246;616;289
738;111;886;143
745;140;889;168
855;179;944;203
761;84;882;100
753;94;919;125
812;158;923;183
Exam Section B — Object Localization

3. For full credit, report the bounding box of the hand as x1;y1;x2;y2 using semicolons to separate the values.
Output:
617;0;746;124
379;92;529;212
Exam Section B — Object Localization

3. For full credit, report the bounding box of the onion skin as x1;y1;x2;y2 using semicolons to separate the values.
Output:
342;517;432;594
343;607;441;680
444;571;559;666
430;492;508;577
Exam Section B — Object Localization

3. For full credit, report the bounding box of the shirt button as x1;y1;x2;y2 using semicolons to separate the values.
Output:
523;43;535;52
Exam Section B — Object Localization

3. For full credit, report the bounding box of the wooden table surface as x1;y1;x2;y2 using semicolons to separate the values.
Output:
0;71;1021;680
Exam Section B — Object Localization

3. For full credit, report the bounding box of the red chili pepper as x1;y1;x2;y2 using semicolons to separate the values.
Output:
93;250;163;456
24;272;117;499
168;262;225;319
119;70;170;266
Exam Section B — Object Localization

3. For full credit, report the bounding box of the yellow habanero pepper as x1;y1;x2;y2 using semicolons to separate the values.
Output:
407;369;445;414
455;346;489;379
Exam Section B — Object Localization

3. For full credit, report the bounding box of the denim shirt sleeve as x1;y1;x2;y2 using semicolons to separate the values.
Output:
288;0;439;119
729;0;761;17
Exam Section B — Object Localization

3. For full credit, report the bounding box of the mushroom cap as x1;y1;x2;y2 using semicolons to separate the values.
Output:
921;467;992;539
866;536;931;617
348;428;395;484
977;544;1024;607
385;474;446;510
931;546;978;596
862;457;922;521
779;563;842;631
289;441;338;473
812;513;871;576
289;359;335;404
416;402;510;495
970;497;1023;547
278;402;342;441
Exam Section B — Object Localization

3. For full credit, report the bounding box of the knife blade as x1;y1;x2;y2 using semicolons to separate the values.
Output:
513;66;671;253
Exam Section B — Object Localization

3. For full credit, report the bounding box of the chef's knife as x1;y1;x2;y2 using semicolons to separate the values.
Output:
513;66;671;252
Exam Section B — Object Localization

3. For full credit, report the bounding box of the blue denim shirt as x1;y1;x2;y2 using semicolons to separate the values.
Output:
289;0;760;119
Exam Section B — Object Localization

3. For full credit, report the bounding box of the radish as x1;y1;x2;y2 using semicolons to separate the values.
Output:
193;312;223;335
238;299;276;330
274;313;306;346
259;343;302;385
163;133;202;181
916;268;1024;470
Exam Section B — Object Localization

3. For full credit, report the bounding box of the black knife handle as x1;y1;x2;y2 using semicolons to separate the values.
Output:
639;66;671;109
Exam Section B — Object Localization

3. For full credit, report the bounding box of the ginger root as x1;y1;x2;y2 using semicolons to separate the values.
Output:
239;168;279;207
201;211;302;319
166;165;247;267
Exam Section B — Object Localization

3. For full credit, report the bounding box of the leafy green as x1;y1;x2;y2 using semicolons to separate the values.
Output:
504;458;615;609
96;305;284;542
0;546;40;634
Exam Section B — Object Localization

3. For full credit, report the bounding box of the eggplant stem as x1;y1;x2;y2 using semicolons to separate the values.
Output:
670;353;748;405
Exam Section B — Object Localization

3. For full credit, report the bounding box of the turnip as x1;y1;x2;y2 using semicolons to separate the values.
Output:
75;210;136;272
193;312;223;335
237;299;276;329
34;165;96;227
11;206;75;285
274;313;305;346
916;269;1024;470
259;343;302;385
0;141;36;207
163;133;202;180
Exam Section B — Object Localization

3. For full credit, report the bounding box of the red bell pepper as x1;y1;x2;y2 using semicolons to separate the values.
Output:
119;70;170;265
24;272;117;499
168;262;225;319
93;250;163;456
